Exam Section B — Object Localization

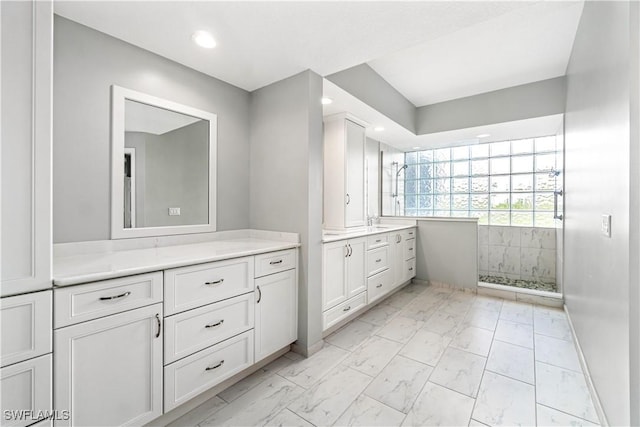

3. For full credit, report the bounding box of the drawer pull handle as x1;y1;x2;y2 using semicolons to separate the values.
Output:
376;239;381;243
205;279;224;286
269;260;283;265
257;285;262;304
343;306;351;312
376;258;382;263
376;284;383;288
205;320;224;328
409;267;414;271
205;360;225;371
99;291;131;301
409;248;414;251
155;314;161;338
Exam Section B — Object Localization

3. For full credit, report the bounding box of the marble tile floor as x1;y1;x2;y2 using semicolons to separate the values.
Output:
169;283;599;427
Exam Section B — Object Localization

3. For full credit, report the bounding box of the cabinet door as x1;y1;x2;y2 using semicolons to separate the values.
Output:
346;238;367;298
391;233;404;288
54;304;163;427
322;241;348;310
344;119;365;227
254;269;297;362
0;354;51;427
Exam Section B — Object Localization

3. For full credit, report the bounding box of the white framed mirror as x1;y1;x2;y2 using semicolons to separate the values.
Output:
111;85;217;239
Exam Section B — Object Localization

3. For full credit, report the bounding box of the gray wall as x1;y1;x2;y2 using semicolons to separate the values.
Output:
327;64;416;133
53;16;251;242
249;70;324;354
416;77;567;135
416;219;478;289
139;121;209;227
563;2;633;425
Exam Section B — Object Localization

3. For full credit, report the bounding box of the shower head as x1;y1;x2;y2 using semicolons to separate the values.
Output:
396;164;408;176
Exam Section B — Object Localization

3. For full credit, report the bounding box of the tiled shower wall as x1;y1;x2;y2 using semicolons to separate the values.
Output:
478;225;556;284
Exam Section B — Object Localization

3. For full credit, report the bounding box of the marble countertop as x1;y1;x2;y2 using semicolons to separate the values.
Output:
322;224;416;243
53;236;299;287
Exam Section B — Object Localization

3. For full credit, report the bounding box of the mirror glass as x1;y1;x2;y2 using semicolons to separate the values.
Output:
112;86;217;238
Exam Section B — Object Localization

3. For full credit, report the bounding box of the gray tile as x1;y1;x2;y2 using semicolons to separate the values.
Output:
364;355;432;413
278;344;349;388
450;326;494;357
343;335;403;377
333;395;406;427
486;340;535;384
424;310;464;338
382;290;417;309
167;396;226;427
536;362;599;423
376;315;425;344
494;319;534;349
287;364;372;426
200;376;303;427
266;409;314;427
440;298;473;316
535;333;581;372
325;319;379;351
219;356;295;402
534;309;572;341
500;301;534;325
400;328;452;366
536;404;599;426
430;347;486;398
400;299;439;322
358;303;401;327
472;371;536;426
472;296;504;313
462;307;500;330
402;382;475;426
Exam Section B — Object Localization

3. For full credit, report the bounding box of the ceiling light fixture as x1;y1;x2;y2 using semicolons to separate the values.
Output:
192;31;216;49
476;133;490;138
374;126;385;132
321;97;333;105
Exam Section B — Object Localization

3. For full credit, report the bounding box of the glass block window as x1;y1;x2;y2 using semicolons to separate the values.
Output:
403;135;562;227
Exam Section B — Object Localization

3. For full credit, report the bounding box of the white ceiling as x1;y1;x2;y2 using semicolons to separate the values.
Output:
55;0;582;150
55;1;542;93
368;1;584;106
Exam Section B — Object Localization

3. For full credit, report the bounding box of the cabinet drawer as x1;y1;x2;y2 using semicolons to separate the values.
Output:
322;292;367;331
367;269;392;304
367;233;388;250
367;246;389;277
0;354;52;427
54;273;162;328
402;228;416;240
165;257;254;316
403;238;416;261
254;249;296;278
164;294;254;364
405;258;416;279
164;331;254;411
1;291;51;367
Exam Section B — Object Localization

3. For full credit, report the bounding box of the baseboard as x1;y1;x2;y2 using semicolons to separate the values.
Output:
564;304;609;427
145;346;290;427
291;339;324;358
429;280;477;294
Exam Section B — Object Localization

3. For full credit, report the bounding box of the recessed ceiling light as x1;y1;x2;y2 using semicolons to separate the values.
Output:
374;126;385;132
476;133;491;138
192;31;216;49
321;97;333;105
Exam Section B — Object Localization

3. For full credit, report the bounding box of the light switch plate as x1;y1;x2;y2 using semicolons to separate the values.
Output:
601;214;611;237
168;207;181;216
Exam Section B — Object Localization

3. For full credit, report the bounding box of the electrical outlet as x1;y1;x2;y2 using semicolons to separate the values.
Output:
168;207;181;216
601;214;611;237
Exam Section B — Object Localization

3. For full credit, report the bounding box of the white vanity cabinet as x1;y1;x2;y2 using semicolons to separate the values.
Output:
322;238;366;311
254;251;298;362
323;115;366;230
1;0;53;297
54;278;164;427
401;229;417;284
1;291;53;427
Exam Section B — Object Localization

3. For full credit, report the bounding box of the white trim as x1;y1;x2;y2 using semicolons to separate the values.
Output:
110;85;217;239
564;304;609;427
